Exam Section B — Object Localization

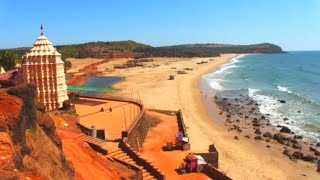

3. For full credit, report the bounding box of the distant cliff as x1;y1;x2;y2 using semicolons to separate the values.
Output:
157;43;284;54
7;41;284;59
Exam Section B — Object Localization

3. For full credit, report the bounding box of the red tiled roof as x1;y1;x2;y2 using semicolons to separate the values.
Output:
0;68;19;81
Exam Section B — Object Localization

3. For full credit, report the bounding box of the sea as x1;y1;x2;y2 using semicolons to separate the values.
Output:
201;51;320;140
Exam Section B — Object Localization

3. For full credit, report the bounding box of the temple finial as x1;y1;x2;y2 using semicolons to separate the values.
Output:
40;24;43;35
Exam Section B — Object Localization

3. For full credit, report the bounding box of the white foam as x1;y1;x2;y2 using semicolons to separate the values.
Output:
214;65;239;74
277;85;292;94
209;81;224;91
203;54;245;79
248;88;319;140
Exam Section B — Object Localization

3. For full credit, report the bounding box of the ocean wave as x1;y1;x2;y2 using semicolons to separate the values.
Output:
204;55;243;78
203;54;247;91
248;88;320;140
214;65;240;74
277;85;292;94
209;81;224;91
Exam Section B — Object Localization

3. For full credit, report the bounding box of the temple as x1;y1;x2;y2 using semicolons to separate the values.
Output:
22;26;68;111
0;66;5;74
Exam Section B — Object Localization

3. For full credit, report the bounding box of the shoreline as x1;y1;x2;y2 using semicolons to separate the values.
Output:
191;56;319;179
69;54;320;179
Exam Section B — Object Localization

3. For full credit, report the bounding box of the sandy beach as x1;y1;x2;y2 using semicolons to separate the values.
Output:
91;54;320;179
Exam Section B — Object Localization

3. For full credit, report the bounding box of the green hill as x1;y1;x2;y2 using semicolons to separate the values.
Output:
5;41;284;60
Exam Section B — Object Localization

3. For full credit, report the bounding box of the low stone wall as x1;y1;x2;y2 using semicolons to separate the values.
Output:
119;142;166;180
126;112;149;151
176;110;188;137
195;152;219;168
112;157;143;180
77;122;93;135
203;164;232;180
87;143;108;155
176;110;191;150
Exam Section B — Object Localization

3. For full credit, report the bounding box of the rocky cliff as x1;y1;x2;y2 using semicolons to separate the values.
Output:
0;84;74;180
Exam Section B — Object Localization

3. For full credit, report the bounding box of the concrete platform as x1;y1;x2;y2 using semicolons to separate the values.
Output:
75;97;140;140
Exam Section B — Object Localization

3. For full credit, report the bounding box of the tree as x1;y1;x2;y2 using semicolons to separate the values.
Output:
0;50;19;71
61;58;72;72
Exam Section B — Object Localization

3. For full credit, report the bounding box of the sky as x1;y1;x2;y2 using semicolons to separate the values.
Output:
0;0;319;51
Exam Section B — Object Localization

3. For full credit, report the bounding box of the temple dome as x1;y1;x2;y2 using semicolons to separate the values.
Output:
25;35;61;57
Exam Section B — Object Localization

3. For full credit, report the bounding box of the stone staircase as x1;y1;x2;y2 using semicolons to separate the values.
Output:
106;149;157;180
76;134;108;147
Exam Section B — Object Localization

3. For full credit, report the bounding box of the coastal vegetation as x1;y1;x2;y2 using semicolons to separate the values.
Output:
5;41;284;61
0;50;19;70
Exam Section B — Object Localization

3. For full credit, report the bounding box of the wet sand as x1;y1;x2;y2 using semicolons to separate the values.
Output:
102;54;320;179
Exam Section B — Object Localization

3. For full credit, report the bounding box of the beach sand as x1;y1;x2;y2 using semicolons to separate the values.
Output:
100;54;319;179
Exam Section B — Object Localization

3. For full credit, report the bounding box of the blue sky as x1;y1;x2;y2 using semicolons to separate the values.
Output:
0;0;319;50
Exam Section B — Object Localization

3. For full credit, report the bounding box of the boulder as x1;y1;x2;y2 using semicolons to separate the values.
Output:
283;149;291;157
265;139;271;143
254;136;263;140
283;117;289;121
263;132;273;138
316;142;320;147
290;139;298;144
286;142;292;147
244;135;250;139
252;123;260;127
280;126;292;133
273;133;287;144
310;146;316;152
302;155;317;162
292;143;302;149
266;145;271;148
255;129;262;134
278;100;286;103
234;136;239;140
315;150;320;156
293;135;303;139
292;151;303;159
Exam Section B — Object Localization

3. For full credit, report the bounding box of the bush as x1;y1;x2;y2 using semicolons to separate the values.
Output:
36;103;46;113
0;50;19;71
62;100;71;110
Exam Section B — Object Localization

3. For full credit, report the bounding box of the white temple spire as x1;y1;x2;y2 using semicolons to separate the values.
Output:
22;30;68;111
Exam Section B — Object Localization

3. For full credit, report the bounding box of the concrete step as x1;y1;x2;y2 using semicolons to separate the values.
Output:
107;148;158;180
107;150;122;157
143;172;156;180
144;176;156;180
114;153;128;159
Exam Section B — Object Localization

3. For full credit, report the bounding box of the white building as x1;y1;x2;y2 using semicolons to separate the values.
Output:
22;29;68;111
0;66;5;74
